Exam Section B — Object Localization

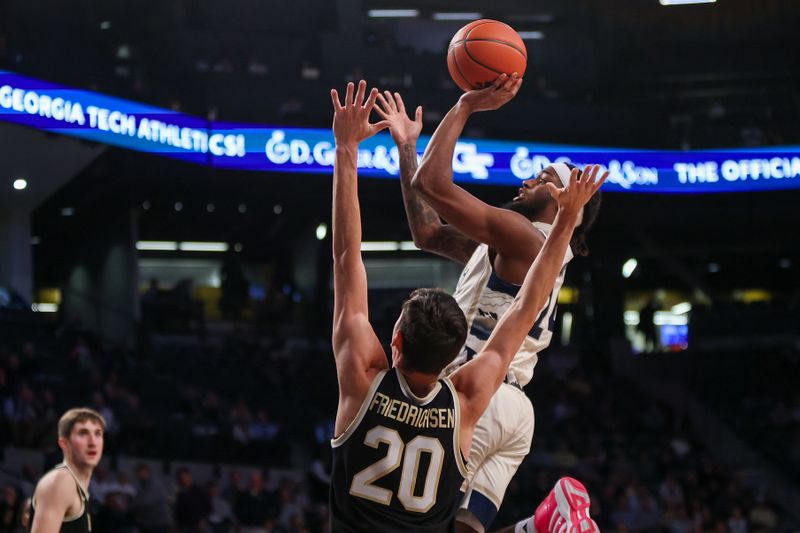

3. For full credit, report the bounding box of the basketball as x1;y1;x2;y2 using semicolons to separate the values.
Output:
447;19;527;92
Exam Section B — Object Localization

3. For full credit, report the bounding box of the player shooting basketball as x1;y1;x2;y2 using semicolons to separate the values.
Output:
374;75;603;533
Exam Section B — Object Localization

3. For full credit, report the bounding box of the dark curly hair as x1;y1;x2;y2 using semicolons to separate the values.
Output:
565;162;603;257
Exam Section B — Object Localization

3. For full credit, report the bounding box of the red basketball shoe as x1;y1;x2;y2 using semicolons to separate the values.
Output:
532;477;598;533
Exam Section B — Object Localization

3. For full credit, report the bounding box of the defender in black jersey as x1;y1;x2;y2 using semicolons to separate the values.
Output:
28;408;105;533
331;368;467;533
329;80;606;533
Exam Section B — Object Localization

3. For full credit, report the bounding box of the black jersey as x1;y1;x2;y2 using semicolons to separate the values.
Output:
29;463;92;532
330;368;468;533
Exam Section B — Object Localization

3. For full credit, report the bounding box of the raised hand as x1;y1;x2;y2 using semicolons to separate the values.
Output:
546;164;608;214
374;91;423;147
331;80;388;147
459;73;523;114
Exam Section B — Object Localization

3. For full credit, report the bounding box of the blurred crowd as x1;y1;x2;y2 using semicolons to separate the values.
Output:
0;333;330;466
0;462;331;533
2;322;797;531
694;350;800;483
494;351;790;532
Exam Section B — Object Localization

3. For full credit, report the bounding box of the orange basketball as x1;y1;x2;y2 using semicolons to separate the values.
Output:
447;19;527;92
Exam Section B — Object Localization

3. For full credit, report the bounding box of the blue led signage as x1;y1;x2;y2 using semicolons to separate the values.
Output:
2;71;799;193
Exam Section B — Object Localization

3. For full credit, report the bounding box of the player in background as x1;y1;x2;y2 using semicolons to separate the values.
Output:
28;408;105;533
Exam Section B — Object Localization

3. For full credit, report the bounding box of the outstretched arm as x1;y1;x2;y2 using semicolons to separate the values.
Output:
375;91;478;264
330;81;390;413
411;74;537;260
450;166;608;428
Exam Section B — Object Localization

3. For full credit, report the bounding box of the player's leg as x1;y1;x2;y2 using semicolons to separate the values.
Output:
492;477;599;533
455;384;535;533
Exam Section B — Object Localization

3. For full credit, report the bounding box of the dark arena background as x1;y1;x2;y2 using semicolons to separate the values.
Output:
1;0;799;531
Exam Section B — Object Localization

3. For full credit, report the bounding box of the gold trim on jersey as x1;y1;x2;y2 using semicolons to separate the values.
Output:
398;436;446;513
368;391;454;429
396;371;442;405
63;508;87;523
442;377;469;479
61;462;90;523
349;426;404;505
31;463;90;526
331;370;389;448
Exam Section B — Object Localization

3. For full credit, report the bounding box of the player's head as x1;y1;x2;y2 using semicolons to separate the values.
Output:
391;288;467;376
506;165;565;221
507;163;602;256
57;407;105;469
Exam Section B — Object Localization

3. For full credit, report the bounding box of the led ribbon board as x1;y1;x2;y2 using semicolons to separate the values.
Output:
0;70;228;166
2;70;800;193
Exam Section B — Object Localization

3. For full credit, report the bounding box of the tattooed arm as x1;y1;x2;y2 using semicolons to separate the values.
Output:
375;91;478;265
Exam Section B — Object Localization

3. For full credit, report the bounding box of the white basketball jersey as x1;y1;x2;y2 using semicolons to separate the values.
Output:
445;222;572;387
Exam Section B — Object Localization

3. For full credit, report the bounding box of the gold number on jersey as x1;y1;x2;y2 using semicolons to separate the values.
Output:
398;435;445;512
350;426;445;513
350;426;403;505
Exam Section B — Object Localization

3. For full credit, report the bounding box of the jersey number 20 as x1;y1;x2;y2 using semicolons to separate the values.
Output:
350;425;445;513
